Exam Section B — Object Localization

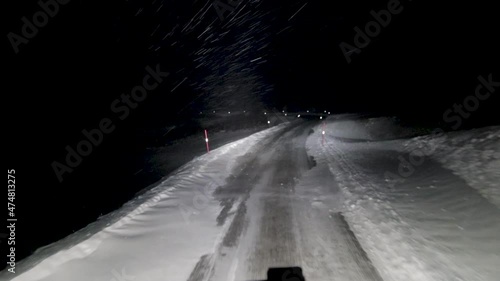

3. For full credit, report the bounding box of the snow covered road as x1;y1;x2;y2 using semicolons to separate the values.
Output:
308;117;500;281
204;121;383;281
3;116;499;281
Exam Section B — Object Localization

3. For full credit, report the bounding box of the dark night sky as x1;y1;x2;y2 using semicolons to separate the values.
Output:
4;0;499;266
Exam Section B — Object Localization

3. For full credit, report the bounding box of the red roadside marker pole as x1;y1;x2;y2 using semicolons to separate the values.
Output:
204;129;210;153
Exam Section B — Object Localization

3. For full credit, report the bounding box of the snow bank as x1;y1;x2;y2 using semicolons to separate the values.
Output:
4;124;286;281
324;115;420;141
405;126;500;207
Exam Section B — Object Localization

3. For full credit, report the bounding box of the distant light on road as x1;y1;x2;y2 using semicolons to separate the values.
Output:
328;112;330;115
284;113;287;116
297;114;301;118
307;110;309;113
267;121;270;124
264;112;267;115
320;116;323;120
228;111;231;114
322;131;325;135
205;138;209;142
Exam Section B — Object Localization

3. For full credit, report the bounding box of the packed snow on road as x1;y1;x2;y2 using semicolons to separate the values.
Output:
3;116;499;281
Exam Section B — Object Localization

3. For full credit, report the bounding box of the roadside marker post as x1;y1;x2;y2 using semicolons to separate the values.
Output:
322;122;325;145
204;129;210;153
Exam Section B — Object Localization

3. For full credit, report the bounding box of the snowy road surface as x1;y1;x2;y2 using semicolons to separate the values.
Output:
4;116;500;281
